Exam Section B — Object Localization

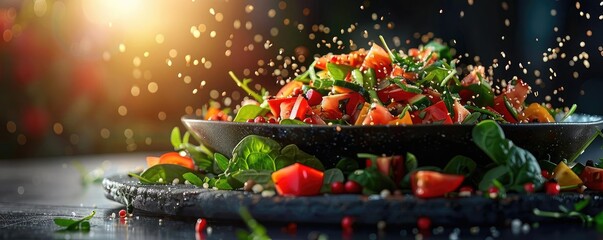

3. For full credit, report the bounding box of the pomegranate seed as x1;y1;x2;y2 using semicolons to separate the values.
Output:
302;117;315;124
546;182;560;195
195;218;207;233
331;181;346;194
268;118;277;124
523;182;535;193
344;181;362;194
341;216;354;230
541;170;551;179
254;116;266;123
417;217;431;230
246;119;254;123
119;209;127;218
459;186;473;197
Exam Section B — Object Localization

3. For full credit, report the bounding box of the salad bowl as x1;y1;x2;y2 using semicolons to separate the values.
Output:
182;114;603;168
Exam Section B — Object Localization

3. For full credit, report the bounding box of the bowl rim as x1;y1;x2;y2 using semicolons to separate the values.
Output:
182;113;603;129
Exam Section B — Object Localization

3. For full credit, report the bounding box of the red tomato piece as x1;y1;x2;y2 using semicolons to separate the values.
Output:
452;100;470;123
420;101;453;124
411;171;464;198
315;49;367;70
492;96;518;123
360;44;392;80
305;89;323;106
500;79;530;109
268;96;310;120
580;166;603;191
272;163;324;196
362;104;395;125
320;92;365;120
376;84;419;103
376;155;405;186
275;80;303;98
147;152;195;170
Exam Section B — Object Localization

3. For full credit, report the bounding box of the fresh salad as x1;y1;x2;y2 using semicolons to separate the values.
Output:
216;36;576;126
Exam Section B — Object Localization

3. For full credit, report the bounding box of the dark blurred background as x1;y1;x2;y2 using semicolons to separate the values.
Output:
1;0;601;159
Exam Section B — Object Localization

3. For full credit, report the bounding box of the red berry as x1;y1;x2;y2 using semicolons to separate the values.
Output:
459;186;474;193
344;181;362;194
488;186;499;198
195;218;207;233
523;182;535;193
331;181;345;194
119;209;127;218
417;217;431;230
254;116;266;123
541;170;551;179
302;117;315;124
284;222;297;234
341;216;354;230
246;119;254;123
268;118;277;124
546;182;560;195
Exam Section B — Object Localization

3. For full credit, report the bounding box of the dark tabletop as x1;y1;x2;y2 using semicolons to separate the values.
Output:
2;145;603;240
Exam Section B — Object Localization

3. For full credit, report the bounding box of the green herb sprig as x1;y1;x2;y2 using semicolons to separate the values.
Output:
54;210;95;231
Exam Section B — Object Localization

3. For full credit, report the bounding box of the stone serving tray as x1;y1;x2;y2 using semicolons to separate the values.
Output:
104;175;603;226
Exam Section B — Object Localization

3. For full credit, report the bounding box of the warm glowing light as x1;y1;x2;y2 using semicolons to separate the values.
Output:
82;0;144;25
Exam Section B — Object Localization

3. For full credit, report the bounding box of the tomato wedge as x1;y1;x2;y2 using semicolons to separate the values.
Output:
272;163;324;196
452;100;470;123
419;101;452;124
580;166;603;191
360;44;392;80
320;92;365;121
411;171;464;198
267;96;310;120
377;84;420;103
275;80;303;98
501;79;530;109
315;49;367;70
362;104;395;125
147;152;195;170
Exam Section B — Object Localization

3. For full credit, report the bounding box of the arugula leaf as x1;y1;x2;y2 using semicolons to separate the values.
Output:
321;168;344;193
130;164;203;184
54;210;96;231
234;105;269;122
183;172;204;186
443;155;477;176
327;63;355;80
335;157;360;176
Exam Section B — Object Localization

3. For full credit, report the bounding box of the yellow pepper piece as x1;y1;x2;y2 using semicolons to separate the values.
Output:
518;103;555;123
387;111;413;125
552;161;583;187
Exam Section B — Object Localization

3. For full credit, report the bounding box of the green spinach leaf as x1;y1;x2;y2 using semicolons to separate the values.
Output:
213;153;230;174
233;105;269;122
130;164;202;184
54;210;95;231
278;144;325;171
183;172;204;186
335;157;360;176
231;169;273;185
327;63;355;80
348;168;395;195
321;168;344;193
443;155;476;176
230;135;281;172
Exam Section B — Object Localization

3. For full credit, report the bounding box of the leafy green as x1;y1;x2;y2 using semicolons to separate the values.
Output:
183;172;204;186
231;169;273;186
478;165;508;191
335;157;360;176
451;81;494;107
560;104;578;122
234;105;269;122
54;210;95;231
534;197;601;227
277;144;324;171
327;63;355;80
443;155;476;176
279;119;306;125
461;112;481;124
230;135;281;172
321;168;344;193
348;168;396;195
405;152;418;172
170;127;214;172
237;207;271;240
425;40;452;61
472;120;544;192
213;153;230;174
129;164;203;184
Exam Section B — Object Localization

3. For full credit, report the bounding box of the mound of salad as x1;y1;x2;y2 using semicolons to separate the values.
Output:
213;36;575;126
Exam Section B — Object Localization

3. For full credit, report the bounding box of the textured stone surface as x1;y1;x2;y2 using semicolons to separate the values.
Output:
104;175;603;225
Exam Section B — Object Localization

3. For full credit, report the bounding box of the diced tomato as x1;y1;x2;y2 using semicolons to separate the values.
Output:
275;80;303;98
376;155;406;186
411;171;465;198
268;96;310;120
315;49;367;70
518;103;555;123
420;101;452;124
452;100;470;123
305;89;323;106
320;93;365;119
501;79;530;109
362;104;396;125
360;44;392;80
147;152;195;170
376;84;419;103
204;107;228;121
580;166;603;191
461;66;485;86
272;163;324;196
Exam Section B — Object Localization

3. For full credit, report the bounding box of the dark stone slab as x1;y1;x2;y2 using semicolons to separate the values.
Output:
104;175;603;226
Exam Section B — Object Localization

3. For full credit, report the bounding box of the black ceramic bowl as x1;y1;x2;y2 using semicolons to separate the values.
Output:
182;114;603;168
